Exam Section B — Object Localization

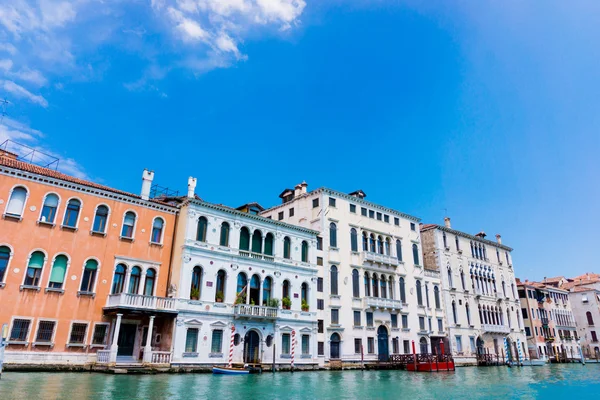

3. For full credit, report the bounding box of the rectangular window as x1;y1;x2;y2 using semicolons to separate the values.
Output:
403;340;410;354
349;204;356;213
428;317;432;332
329;197;336;207
367;337;375;354
437;318;443;332
391;314;398;328
419;317;425;331
354;338;362;354
521;308;528;319
282;333;291;354
392;338;399;354
376;212;382;221
394;217;400;226
470;337;476;353
69;323;88;344
317;299;324;310
318;342;324;356
9;319;31;342
317;237;323;250
591;331;598;342
535;327;538;336
410;223;416;231
354;311;361;326
92;324;109;345
402;315;408;329
185;328;199;353
384;215;390;223
456;336;463;352
525;327;531;336
318;320;324;333
211;330;223;353
313;198;319;208
35;321;56;343
331;309;339;325
278;211;284;220
361;207;367;216
317;277;323;291
302;335;310;355
366;312;374;327
289;208;294;217
317;257;323;266
369;210;375;219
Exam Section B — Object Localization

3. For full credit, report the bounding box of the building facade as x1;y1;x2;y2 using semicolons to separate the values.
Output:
568;287;600;358
517;280;577;361
0;150;178;367
168;180;320;369
420;218;527;365
261;184;443;367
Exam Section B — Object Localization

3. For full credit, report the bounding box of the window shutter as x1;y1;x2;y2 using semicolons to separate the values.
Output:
49;255;68;283
6;188;27;216
85;259;98;270
28;252;45;269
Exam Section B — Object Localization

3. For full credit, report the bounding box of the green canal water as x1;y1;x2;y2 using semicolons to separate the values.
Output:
0;365;598;399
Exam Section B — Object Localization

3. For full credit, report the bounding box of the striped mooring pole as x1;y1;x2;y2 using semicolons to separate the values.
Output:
503;337;510;364
291;330;296;371
228;325;235;368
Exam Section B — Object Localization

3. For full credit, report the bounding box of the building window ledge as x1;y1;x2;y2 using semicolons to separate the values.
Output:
402;328;410;332
66;343;87;348
280;354;292;359
119;236;134;242
391;328;400;332
8;341;29;346
0;282;5;289
90;344;107;349
37;220;55;228
61;225;78;232
2;213;23;222
32;342;54;348
366;326;375;331
414;264;422;268
300;354;312;359
183;352;199;358
330;295;341;299
45;288;64;294
209;353;223;358
77;291;96;298
149;241;164;247
353;325;364;329
329;247;339;252
90;230;107;237
20;285;40;292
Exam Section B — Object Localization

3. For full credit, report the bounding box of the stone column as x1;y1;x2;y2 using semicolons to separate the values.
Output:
139;270;147;295
143;316;155;363
110;313;123;363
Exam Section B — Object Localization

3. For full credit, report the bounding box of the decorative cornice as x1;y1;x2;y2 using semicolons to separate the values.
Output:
421;224;513;251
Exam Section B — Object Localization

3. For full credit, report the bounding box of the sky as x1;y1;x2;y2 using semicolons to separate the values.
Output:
1;1;599;281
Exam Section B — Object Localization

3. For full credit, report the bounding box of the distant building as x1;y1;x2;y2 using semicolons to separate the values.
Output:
568;287;600;358
421;218;527;365
0;148;178;367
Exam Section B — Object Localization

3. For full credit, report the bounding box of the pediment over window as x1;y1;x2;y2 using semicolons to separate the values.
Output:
299;327;312;334
210;321;228;328
185;319;203;326
279;325;293;332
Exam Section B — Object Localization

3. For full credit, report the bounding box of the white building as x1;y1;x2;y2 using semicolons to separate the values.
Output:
261;183;444;367
168;181;319;370
420;218;527;365
568;286;600;358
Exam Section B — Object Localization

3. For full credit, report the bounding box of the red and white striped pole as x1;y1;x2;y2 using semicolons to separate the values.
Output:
291;330;296;371
228;325;235;368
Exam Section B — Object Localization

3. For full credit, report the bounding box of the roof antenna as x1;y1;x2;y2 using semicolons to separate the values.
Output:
0;98;9;124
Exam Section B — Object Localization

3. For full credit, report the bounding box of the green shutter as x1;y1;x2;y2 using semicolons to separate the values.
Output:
264;236;273;255
239;229;250;250
28;252;45;269
49;255;68;283
85;259;98;270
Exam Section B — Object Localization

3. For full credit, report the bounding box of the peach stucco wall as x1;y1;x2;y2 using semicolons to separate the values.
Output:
0;172;177;355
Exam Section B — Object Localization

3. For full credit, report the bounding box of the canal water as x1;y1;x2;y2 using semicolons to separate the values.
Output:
0;364;598;399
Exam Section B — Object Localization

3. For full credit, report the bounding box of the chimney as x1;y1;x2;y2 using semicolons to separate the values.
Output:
141;169;154;201
495;234;502;244
294;184;302;197
187;177;197;198
300;181;308;194
444;217;451;229
0;149;19;161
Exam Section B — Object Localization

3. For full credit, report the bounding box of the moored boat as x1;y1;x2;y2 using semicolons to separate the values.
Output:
212;365;262;375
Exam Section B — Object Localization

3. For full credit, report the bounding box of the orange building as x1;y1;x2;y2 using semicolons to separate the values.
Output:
0;149;178;367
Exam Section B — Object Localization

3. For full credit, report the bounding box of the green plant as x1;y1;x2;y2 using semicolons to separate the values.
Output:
235;293;246;304
250;298;255;306
282;297;292;309
268;298;280;307
216;291;224;301
301;299;309;311
190;288;200;300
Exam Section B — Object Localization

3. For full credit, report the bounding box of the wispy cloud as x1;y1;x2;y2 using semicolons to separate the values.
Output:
1;80;48;107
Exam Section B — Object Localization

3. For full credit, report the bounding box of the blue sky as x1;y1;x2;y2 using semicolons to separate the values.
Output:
1;1;598;281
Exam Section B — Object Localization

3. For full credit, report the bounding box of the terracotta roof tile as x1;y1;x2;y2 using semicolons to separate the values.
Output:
571;286;597;293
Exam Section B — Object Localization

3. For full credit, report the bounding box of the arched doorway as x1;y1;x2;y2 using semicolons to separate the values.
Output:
330;333;341;359
476;337;484;355
244;330;260;364
419;337;428;354
377;326;389;361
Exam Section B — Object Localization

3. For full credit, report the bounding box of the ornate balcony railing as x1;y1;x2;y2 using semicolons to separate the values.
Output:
96;350;110;364
106;293;177;312
424;269;441;278
364;296;403;311
363;252;400;267
150;351;172;364
481;324;510;334
234;304;278;319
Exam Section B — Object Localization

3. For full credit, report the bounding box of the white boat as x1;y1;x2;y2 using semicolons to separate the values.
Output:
522;355;548;366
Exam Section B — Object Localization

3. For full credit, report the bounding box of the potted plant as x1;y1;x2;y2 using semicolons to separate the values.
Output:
235;293;246;304
190;288;200;301
301;299;309;312
282;297;292;310
215;291;224;303
250;298;255;306
268;298;280;308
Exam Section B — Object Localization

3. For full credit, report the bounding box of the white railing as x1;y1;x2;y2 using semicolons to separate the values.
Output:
364;296;403;310
481;324;510;334
96;350;110;364
234;304;278;319
106;293;176;311
150;351;171;364
425;270;440;278
363;252;400;267
238;250;275;262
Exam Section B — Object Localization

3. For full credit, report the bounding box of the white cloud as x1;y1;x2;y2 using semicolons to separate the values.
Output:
11;68;48;86
0;59;13;71
1;80;48;107
0;117;43;143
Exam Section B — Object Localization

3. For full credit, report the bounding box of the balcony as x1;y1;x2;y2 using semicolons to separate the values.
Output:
363;296;403;311
233;304;278;319
362;252;399;267
541;317;549;326
239;250;275;262
481;324;510;334
105;293;177;313
424;269;440;279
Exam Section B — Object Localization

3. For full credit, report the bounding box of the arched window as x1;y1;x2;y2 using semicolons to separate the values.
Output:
399;277;406;303
377;236;384;254
144;268;156;296
282;280;290;300
452;301;457;324
369;234;376;253
389;276;394;299
466;303;471;325
330;333;341;359
265;233;275;256
93;205;109;233
63;199;81;228
151;218;164;243
506;308;511;327
301;240;309;262
121;211;136;238
502;281;507;297
447;268;453;288
239;227;250;250
111;264;127;294
350;228;358;252
424;283;429;307
301;282;308;303
249;274;260;305
329;223;337;248
40;193;58;223
455;235;460;251
396;240;403;261
0;246;11;283
587;312;594;326
434;286;440;308
460;270;466;290
215;270;226;302
380;275;387;298
330;265;338;295
362;232;368;251
364;272;371;297
219;222;230;246
511;283;516;298
237;272;248;302
443;232;447;248
352;269;360;297
80;259;98;293
263;277;272;304
24;251;45;287
283;236;291;259
385;238;391;255
197;217;208;242
251;230;262;253
6;186;28;218
191;266;202;299
372;273;379;297
416;280;423;306
412;244;420;265
48;254;68;289
128;266;142;294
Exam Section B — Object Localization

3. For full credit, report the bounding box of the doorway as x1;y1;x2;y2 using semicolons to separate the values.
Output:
377;326;389;361
244;330;261;364
330;333;341;359
117;324;137;357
